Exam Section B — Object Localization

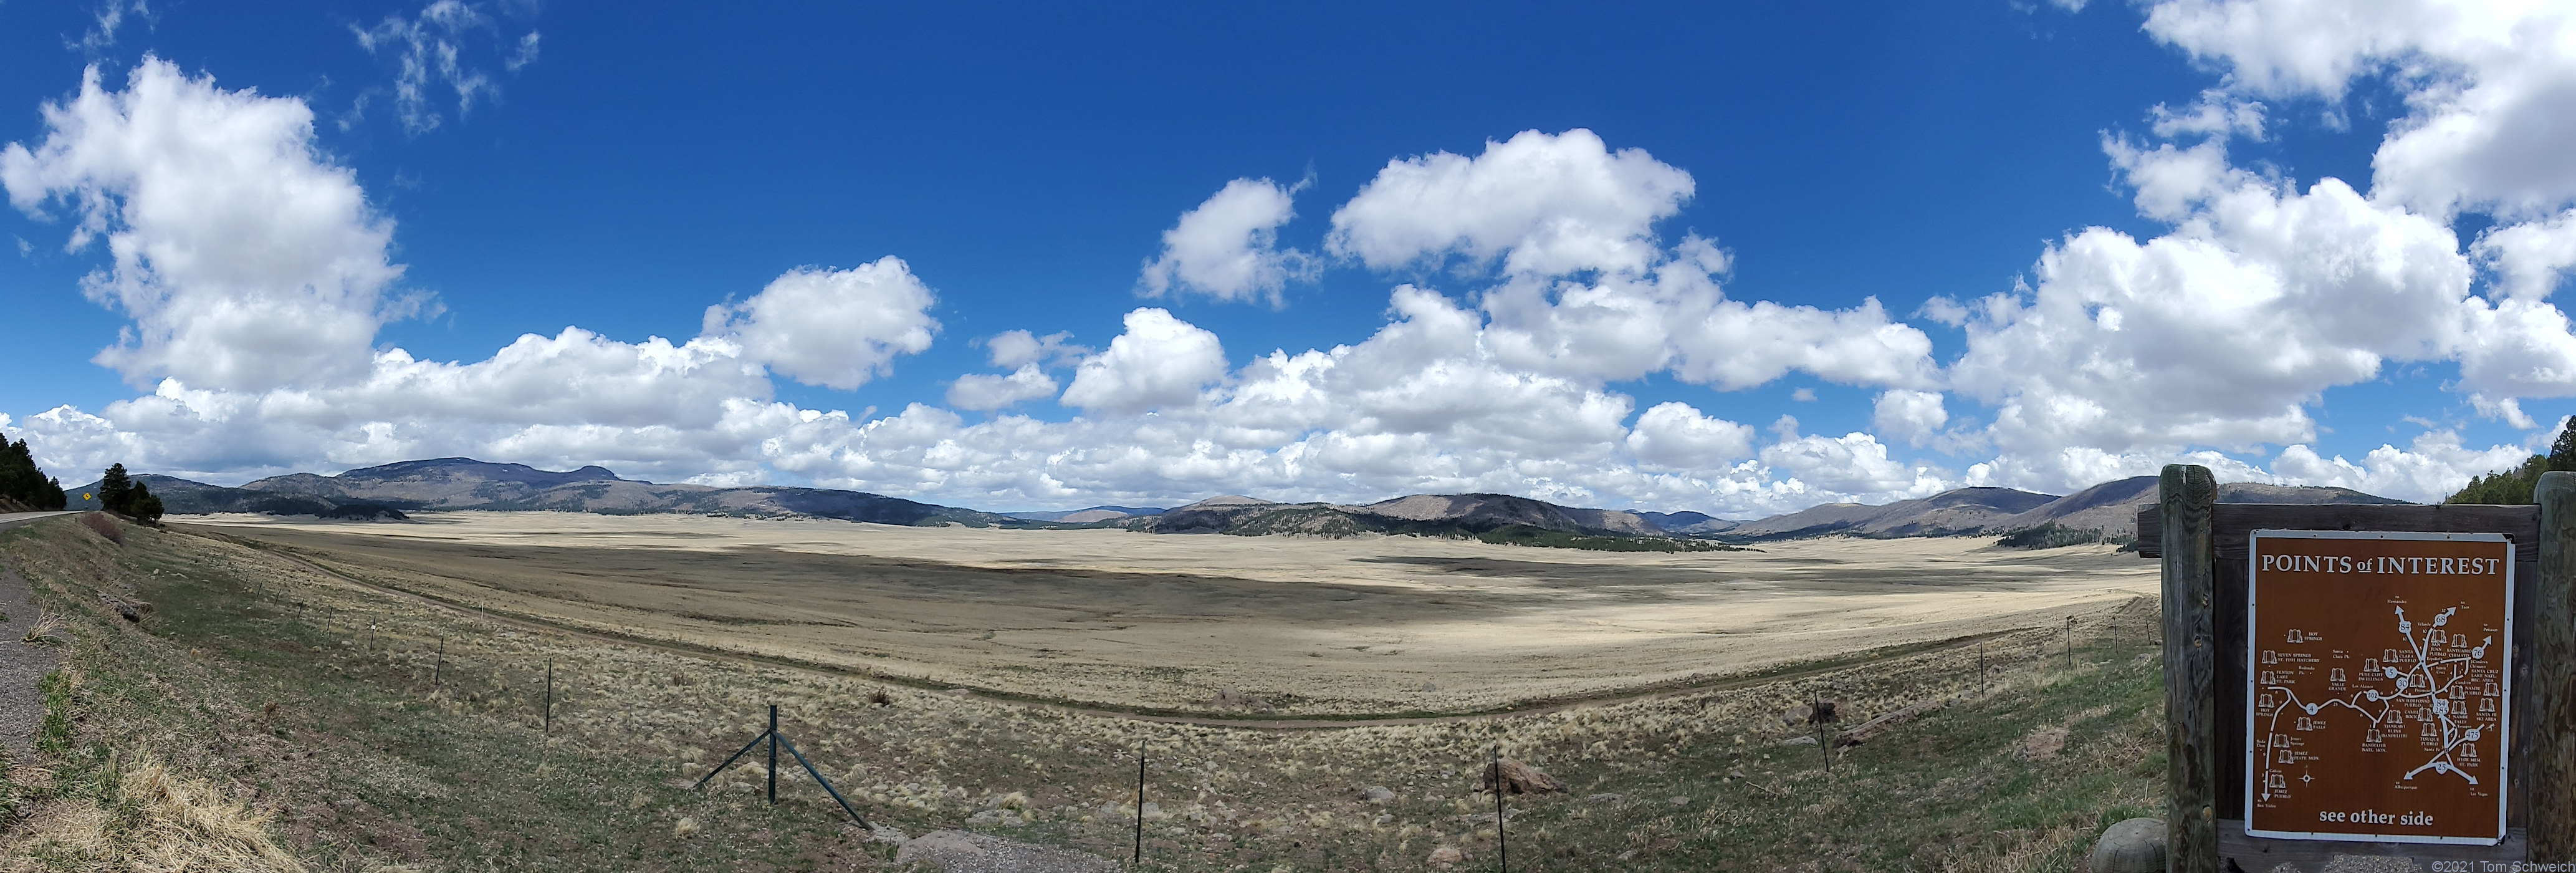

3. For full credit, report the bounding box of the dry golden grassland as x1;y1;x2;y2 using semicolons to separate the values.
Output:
186;512;2156;716
0;513;2172;871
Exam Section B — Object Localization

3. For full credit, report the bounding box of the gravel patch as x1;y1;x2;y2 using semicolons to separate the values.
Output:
893;829;1119;873
0;545;66;765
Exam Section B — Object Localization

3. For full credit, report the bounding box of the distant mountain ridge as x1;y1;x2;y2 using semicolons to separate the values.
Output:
1003;506;1169;523
1701;476;2410;543
1125;493;1662;539
1635;511;1735;536
70;456;2410;544
64;474;413;519
1718;486;2061;541
71;458;1023;528
1990;475;2406;537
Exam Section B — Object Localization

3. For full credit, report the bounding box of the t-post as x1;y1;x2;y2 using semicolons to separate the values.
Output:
690;705;868;827
1492;745;1508;873
1812;688;1831;772
1133;736;1147;865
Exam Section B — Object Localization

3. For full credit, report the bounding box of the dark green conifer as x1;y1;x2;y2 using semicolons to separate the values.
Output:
130;483;164;523
0;433;67;509
2446;417;2575;504
98;463;133;514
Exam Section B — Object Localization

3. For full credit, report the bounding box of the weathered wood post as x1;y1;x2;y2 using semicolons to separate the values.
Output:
2534;471;2576;857
2160;464;2218;873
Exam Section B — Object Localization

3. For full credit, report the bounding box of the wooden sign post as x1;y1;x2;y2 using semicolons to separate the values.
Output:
2138;465;2575;871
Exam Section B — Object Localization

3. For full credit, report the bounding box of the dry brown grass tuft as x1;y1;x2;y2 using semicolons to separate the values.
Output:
0;755;307;872
20;610;67;645
1937;825;2089;873
2015;726;2068;761
78;512;124;545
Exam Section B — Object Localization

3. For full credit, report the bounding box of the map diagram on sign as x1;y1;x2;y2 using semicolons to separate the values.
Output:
2246;530;2512;844
2256;604;2501;802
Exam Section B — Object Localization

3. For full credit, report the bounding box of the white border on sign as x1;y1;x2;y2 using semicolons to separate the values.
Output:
2241;529;2513;846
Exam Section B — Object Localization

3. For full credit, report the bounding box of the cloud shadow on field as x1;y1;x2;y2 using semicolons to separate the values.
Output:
229;527;1511;628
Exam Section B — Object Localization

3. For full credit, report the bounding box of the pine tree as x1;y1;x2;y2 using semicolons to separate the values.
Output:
129;483;163;523
0;433;66;509
98;463;133;515
2441;417;2576;504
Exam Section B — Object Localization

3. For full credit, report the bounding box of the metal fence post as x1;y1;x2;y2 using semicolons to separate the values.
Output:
767;705;778;804
1493;745;1508;873
1134;736;1146;865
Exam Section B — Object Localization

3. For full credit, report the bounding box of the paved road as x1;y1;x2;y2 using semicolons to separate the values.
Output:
0;511;77;533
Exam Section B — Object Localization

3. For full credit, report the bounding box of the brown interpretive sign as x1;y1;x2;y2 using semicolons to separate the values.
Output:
2244;530;2514;845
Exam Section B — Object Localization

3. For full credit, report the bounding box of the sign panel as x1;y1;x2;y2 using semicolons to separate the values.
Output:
2245;530;2513;845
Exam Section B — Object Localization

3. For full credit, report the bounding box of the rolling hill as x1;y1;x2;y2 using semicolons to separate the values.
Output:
1715;487;2062;541
1699;477;2411;543
1988;475;2408;536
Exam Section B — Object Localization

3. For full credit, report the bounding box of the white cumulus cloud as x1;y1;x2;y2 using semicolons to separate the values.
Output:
983;330;1089;369
1625;402;1756;471
946;365;1061;411
1059;309;1230;415
2145;0;2576;219
1328;128;1694;278
701;259;941;391
1137;177;1315;304
1872;390;1950;446
1;58;412;392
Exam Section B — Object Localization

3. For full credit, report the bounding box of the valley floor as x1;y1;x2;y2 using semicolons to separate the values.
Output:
181;512;2157;716
0;513;2168;871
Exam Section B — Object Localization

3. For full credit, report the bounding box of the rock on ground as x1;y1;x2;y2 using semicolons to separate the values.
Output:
892;829;1119;873
2089;818;2163;873
1480;757;1565;795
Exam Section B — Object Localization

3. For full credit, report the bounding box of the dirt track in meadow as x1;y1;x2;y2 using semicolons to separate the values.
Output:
183;512;2159;718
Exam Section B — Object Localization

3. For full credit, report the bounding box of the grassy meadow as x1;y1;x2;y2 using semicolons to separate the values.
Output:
1;514;2167;871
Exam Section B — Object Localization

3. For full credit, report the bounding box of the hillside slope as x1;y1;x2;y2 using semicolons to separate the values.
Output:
1993;476;2410;537
1703;478;2410;543
1721;487;2060;541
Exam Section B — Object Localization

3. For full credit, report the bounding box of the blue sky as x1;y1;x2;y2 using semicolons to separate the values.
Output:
3;0;2572;515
